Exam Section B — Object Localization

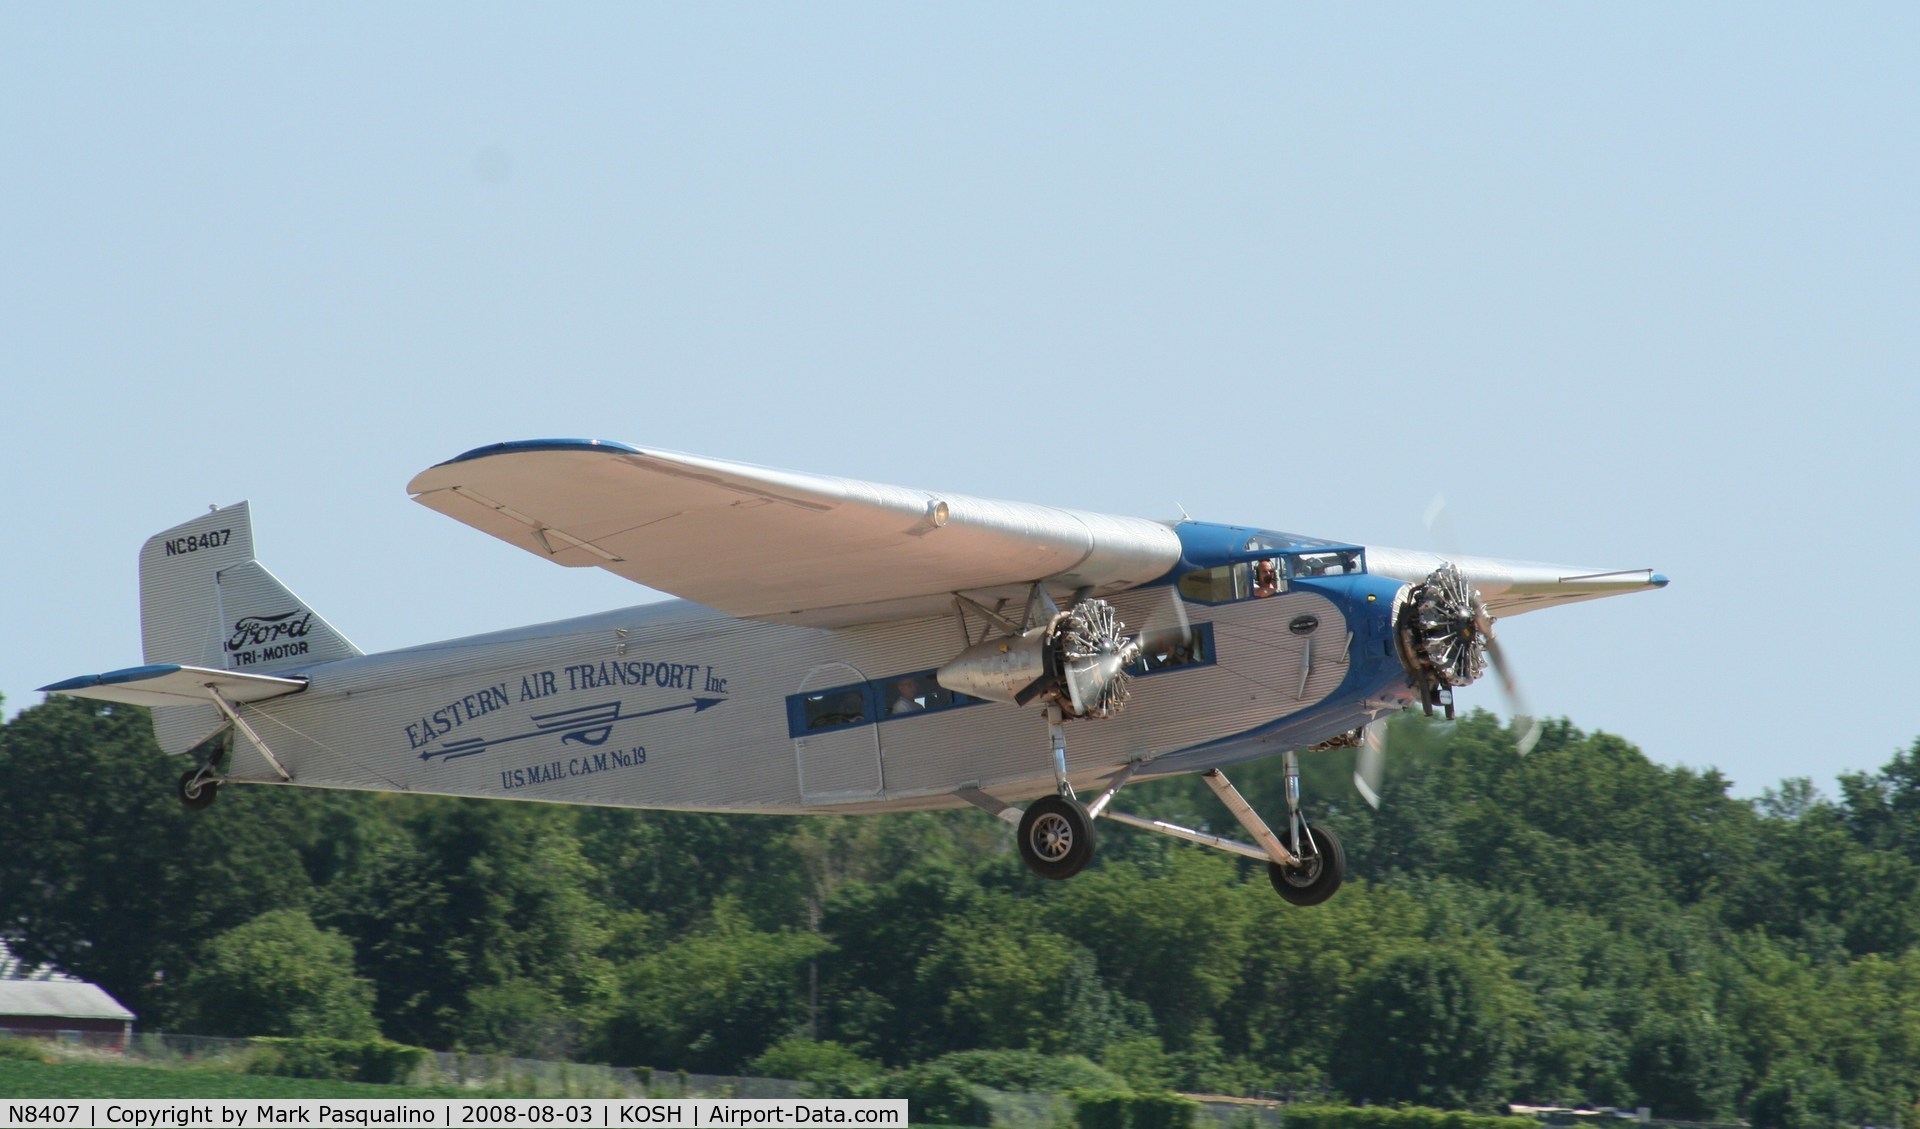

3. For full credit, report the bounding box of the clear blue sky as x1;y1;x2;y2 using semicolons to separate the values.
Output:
5;5;1915;798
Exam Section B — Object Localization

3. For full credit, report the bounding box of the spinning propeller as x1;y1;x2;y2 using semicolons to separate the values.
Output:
938;585;1200;719
1354;498;1539;809
1059;585;1197;719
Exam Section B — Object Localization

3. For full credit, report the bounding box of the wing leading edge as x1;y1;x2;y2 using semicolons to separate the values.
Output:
407;440;1184;628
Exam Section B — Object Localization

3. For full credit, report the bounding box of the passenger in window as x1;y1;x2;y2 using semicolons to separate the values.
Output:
1253;559;1280;598
809;690;866;728
890;678;926;715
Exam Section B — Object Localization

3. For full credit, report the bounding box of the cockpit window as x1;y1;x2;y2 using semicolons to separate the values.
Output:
1179;562;1252;603
1244;531;1346;554
1288;549;1364;577
1179;547;1365;604
1179;559;1286;603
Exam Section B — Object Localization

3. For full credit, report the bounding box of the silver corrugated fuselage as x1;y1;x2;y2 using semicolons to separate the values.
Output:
193;580;1399;815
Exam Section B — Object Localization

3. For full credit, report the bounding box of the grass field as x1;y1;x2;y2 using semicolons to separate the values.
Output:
0;1058;466;1099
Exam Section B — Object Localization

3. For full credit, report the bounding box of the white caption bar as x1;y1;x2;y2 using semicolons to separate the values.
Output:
1;1097;909;1129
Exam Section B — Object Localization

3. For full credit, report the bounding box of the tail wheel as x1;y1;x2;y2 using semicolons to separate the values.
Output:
178;770;219;811
1269;823;1344;906
1017;795;1097;880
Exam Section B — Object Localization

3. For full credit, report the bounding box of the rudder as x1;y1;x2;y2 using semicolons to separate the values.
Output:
140;502;362;672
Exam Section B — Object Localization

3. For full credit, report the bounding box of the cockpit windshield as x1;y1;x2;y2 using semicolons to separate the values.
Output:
1288;548;1364;578
1243;531;1349;554
1175;537;1366;604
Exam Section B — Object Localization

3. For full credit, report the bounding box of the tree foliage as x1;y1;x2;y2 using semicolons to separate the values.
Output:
174;908;378;1039
11;696;1920;1122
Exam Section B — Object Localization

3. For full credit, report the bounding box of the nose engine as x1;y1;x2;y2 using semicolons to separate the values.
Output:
1394;562;1490;717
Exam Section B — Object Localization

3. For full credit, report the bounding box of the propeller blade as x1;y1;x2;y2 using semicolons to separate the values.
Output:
1125;584;1197;671
1483;630;1541;754
1434;494;1540;755
1354;719;1388;809
1137;584;1192;653
1425;493;1461;555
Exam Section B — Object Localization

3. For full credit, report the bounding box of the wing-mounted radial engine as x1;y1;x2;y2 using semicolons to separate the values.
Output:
935;595;1142;719
936;586;1343;904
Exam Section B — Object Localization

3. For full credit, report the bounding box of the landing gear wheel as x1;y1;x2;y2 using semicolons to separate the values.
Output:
178;770;220;811
1017;795;1097;880
1269;822;1343;906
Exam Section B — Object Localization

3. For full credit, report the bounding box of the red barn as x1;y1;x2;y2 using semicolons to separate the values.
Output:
0;943;135;1051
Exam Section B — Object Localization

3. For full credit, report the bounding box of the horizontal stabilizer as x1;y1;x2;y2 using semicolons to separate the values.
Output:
41;664;308;709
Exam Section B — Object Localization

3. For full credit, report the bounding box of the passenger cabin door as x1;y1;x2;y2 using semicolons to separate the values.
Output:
791;662;884;805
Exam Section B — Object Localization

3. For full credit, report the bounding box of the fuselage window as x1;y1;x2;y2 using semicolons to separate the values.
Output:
1127;621;1216;675
799;687;870;731
788;672;983;736
884;672;957;716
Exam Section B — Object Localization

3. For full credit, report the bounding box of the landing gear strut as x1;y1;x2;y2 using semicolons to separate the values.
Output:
1015;704;1099;879
979;719;1347;904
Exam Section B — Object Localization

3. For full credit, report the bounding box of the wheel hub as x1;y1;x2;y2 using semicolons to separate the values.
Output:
1030;812;1075;862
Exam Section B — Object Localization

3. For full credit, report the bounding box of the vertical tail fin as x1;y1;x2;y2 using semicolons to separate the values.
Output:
140;502;362;672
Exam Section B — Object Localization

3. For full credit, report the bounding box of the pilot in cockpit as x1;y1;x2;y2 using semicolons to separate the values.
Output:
1252;559;1280;598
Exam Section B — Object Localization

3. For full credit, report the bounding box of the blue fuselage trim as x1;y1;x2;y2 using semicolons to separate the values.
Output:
1169;520;1360;572
1145;569;1415;775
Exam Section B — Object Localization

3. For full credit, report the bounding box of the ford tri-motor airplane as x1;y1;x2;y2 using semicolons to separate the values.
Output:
45;441;1667;906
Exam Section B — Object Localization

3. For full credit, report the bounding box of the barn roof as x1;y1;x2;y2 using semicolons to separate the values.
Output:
0;942;135;1022
0;979;135;1022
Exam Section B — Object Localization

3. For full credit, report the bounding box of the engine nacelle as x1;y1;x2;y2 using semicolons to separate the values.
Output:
935;630;1053;706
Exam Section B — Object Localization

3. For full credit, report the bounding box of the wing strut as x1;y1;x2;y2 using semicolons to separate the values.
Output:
1097;767;1300;867
207;686;293;783
1099;809;1285;863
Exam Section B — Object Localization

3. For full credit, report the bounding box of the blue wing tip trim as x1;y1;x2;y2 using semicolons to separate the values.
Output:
39;664;185;693
435;438;642;468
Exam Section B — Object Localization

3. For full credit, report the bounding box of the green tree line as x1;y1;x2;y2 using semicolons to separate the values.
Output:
3;693;1918;1127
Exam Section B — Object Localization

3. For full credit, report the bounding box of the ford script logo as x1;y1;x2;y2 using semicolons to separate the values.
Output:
227;611;313;652
1288;614;1319;636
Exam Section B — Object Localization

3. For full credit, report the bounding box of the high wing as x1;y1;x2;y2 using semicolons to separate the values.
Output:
407;440;1184;628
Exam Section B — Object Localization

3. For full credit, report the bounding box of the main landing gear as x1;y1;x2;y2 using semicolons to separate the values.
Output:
1017;794;1097;879
987;707;1345;905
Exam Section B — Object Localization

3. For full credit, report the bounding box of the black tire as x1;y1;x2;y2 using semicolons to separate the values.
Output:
1268;822;1343;906
178;770;219;811
1017;795;1097;880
